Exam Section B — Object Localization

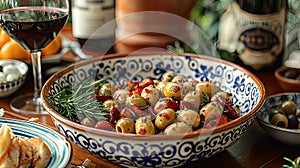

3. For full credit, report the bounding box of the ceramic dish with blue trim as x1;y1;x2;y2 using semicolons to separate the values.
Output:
42;52;265;167
0;118;73;167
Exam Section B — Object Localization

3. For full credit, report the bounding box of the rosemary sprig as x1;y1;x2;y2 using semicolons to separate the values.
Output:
49;78;109;123
283;157;300;168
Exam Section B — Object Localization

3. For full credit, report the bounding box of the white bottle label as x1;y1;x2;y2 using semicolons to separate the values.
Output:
234;3;286;70
72;0;115;39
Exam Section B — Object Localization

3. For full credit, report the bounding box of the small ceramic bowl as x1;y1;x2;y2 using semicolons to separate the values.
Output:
0;59;28;98
274;66;300;92
257;92;300;146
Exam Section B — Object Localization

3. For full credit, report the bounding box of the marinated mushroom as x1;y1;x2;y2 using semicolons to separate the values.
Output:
126;94;148;108
195;81;221;98
200;101;223;124
211;91;233;104
161;71;176;82
141;85;160;106
177;109;201;128
113;89;130;107
155;81;167;96
181;81;197;95
171;75;187;85
164;122;193;135
182;91;201;110
153;98;169;113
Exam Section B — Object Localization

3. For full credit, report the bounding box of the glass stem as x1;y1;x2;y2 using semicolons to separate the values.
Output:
30;51;43;105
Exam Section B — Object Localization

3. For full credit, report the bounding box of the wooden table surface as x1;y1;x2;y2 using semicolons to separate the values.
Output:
1;28;300;168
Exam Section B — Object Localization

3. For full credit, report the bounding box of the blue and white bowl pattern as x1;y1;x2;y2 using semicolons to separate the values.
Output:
0;118;72;168
43;53;265;167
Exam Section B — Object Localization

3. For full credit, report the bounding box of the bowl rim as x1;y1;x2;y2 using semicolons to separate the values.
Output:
256;92;300;134
42;52;266;140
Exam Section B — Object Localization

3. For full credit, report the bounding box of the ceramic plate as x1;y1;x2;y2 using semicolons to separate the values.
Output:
0;118;72;167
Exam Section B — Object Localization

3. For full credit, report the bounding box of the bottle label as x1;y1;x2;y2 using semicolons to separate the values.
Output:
72;0;115;39
234;3;286;70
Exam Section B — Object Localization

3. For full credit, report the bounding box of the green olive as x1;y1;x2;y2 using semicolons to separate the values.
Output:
163;82;182;100
280;100;297;114
268;110;286;122
271;113;288;128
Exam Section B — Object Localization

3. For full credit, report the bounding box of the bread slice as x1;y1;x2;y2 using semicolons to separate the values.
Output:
27;138;52;168
0;124;13;159
0;124;52;168
0;137;20;168
18;138;33;168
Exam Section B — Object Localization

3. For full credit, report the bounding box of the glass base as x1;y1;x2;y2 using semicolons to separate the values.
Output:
10;93;48;115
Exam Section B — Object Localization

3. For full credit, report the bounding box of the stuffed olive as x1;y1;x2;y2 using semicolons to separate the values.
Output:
116;118;135;134
135;116;155;135
155;108;176;130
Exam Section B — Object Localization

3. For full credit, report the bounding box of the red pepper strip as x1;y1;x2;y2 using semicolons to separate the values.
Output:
204;115;228;129
139;78;154;88
172;85;181;93
95;120;115;132
94;95;113;102
165;98;180;111
224;103;240;119
109;107;120;124
147;106;157;120
132;87;143;95
121;107;134;119
138;128;146;135
180;100;194;110
214;96;239;119
163;112;171;120
131;105;147;118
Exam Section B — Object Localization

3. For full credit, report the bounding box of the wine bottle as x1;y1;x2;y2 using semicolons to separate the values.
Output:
72;0;115;53
218;0;287;71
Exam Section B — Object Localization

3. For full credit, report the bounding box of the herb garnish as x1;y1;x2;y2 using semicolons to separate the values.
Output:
49;78;109;123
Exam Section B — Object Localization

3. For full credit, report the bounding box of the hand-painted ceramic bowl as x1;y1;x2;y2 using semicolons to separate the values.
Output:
257;92;300;146
0;118;72;167
0;59;28;98
42;53;265;167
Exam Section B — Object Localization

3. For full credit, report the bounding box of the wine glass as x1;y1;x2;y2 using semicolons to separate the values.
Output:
0;0;69;114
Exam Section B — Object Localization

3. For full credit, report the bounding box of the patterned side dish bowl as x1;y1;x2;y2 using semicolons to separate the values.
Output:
257;92;300;146
0;59;28;98
41;53;265;167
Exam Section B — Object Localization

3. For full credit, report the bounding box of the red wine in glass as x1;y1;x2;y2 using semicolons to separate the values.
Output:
0;6;68;114
0;7;68;51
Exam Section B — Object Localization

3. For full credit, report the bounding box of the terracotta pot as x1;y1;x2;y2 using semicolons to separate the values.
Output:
114;0;195;53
